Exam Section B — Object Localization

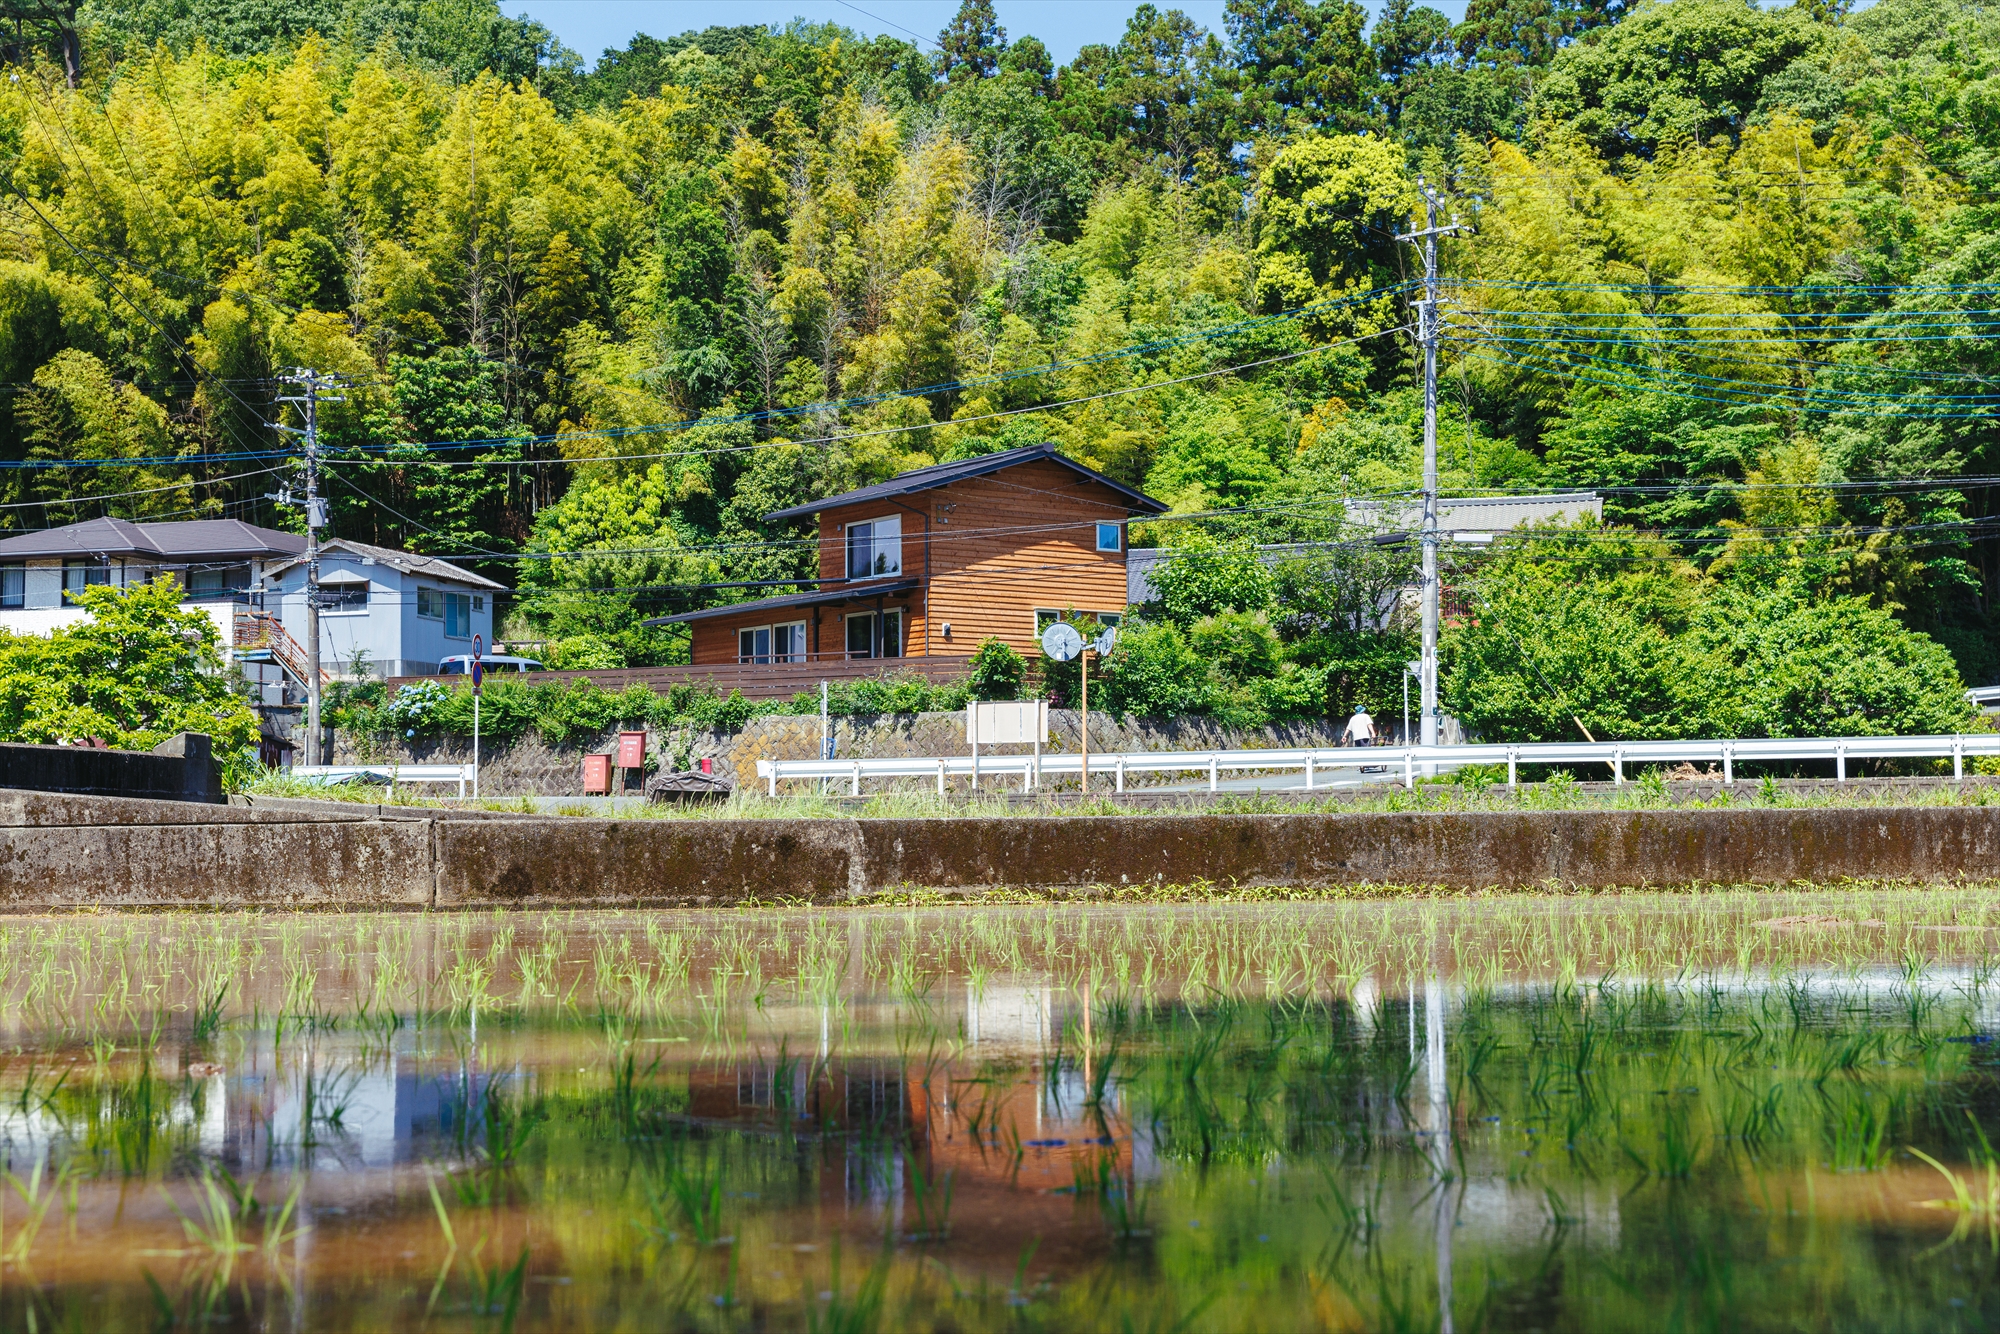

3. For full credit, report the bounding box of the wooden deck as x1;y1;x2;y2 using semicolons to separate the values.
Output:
386;654;976;702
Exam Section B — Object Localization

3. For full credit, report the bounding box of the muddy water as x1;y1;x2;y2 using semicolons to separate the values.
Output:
5;892;2000;1330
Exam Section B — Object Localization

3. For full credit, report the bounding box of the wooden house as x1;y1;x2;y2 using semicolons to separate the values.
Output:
652;442;1167;664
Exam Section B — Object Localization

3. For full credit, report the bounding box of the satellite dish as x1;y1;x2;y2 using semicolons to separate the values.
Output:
1040;622;1083;662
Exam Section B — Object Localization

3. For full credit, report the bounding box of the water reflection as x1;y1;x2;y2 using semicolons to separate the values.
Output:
0;897;1993;1330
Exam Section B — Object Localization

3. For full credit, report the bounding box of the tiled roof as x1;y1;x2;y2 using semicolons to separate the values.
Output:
763;442;1166;522
0;517;305;561
262;538;509;591
642;578;919;625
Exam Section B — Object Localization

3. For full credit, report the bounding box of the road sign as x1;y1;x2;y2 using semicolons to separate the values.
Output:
472;634;485;692
1040;622;1083;662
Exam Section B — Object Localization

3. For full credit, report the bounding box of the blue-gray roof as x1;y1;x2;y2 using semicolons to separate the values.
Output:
762;442;1166;523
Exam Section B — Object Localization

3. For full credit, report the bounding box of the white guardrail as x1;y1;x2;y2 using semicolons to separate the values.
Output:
756;735;2000;797
289;763;479;798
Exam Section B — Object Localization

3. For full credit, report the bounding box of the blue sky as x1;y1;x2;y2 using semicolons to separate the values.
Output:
511;1;1470;67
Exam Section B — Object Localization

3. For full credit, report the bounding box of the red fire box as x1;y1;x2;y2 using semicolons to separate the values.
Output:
581;753;612;794
617;730;646;769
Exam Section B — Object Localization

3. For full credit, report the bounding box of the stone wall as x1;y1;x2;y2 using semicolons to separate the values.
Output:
331;711;1390;796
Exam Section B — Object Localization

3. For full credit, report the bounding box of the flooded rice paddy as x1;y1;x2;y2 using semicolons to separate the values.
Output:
8;893;2000;1330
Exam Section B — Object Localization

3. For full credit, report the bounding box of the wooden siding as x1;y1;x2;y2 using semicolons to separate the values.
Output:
681;456;1138;666
687;588;919;665
827;458;1132;658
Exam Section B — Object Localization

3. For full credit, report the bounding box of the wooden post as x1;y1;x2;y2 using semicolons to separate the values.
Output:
1080;650;1090;795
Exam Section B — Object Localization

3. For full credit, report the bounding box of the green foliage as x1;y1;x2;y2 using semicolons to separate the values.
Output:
966;637;1027;700
1143;541;1275;627
1444;524;1974;741
0;580;260;782
1531;0;1828;156
6;0;2000;725
341;671;977;742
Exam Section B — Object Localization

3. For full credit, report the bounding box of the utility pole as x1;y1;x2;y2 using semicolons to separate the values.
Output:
1398;179;1470;770
273;369;349;766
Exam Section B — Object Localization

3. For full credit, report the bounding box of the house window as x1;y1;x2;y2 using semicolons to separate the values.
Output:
738;626;773;664
473;595;484;612
845;612;873;659
845;517;901;580
845;610;901;659
188;565;251;600
417;587;444;619
775;621;806;663
0;564;22;610
1097;522;1121;552
321;581;368;612
445;592;471;638
62;559;107;603
1036;609;1121;634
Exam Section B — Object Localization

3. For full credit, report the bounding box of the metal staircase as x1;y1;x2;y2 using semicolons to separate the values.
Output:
232;609;327;687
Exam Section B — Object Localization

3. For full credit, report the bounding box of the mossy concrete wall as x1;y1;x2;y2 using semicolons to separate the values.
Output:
0;794;1997;908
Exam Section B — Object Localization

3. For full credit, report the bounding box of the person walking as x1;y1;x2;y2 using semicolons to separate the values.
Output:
1341;706;1376;747
1342;705;1386;774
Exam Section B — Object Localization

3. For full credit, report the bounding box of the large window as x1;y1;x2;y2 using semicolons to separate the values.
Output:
844;610;902;659
188;565;251;600
736;622;807;664
62;559;107;603
417;587;444;619
844;517;901;580
445;591;471;638
0;564;23;610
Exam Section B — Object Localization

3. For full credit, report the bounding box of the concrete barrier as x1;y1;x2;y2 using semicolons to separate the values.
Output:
0;798;1997;909
0;734;221;804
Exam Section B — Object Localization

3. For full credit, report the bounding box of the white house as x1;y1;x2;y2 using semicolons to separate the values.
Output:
0;515;305;635
0;518;506;699
260;537;504;680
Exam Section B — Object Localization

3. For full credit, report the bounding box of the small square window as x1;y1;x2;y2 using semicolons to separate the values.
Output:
1096;522;1121;552
417;588;444;619
473;595;484;612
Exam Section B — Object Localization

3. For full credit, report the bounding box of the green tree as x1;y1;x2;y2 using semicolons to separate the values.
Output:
0;579;260;775
1225;0;1379;136
1530;0;1828;156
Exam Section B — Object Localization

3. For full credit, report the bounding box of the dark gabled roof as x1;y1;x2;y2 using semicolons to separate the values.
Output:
263;538;509;592
0;517;305;562
641;578;919;626
762;442;1167;523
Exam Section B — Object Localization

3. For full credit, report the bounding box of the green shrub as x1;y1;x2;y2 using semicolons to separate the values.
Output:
966;637;1027;700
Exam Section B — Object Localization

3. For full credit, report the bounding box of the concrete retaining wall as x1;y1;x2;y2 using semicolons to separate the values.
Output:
0;795;1998;908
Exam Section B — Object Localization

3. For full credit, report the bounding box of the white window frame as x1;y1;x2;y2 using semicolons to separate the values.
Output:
738;625;774;664
1036;608;1122;634
844;516;902;581
774;620;807;663
1096;521;1122;553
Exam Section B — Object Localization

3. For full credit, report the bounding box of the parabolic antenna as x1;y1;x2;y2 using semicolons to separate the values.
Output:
1040;621;1083;662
